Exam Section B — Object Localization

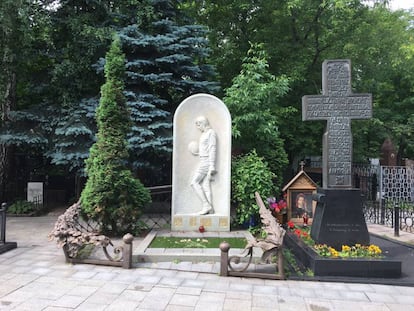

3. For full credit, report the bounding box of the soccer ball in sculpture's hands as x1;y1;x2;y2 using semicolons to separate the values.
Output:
188;141;199;155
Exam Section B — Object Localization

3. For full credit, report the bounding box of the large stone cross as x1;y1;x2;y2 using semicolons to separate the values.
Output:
302;60;372;188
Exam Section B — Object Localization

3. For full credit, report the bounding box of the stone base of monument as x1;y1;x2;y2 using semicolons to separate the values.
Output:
285;188;402;278
171;214;230;232
284;233;401;278
310;188;369;250
0;241;17;255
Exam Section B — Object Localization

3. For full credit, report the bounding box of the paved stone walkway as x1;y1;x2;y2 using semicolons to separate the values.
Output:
1;215;414;310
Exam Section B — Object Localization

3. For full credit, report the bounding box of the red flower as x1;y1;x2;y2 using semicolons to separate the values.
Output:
294;229;302;237
287;221;295;229
278;199;287;210
267;196;287;215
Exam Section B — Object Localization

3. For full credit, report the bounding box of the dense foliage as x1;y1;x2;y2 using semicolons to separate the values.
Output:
118;0;218;184
232;150;276;226
224;43;290;186
184;0;414;166
0;0;219;199
80;37;151;235
1;0;414;204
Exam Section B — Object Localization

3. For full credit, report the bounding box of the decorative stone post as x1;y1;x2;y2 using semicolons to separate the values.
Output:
219;241;230;276
122;233;134;269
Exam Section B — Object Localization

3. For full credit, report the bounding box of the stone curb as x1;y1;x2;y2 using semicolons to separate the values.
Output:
133;229;263;263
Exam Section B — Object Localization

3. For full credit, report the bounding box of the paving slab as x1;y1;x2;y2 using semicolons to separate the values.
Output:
2;214;414;311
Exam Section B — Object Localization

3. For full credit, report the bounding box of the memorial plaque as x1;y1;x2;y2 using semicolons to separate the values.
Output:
302;60;372;188
310;189;370;249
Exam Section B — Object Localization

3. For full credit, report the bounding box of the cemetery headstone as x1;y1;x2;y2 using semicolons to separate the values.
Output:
302;60;371;249
302;60;372;188
172;94;231;231
380;138;397;166
27;182;43;204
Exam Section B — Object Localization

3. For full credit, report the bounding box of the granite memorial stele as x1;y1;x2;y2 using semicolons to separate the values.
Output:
302;59;371;249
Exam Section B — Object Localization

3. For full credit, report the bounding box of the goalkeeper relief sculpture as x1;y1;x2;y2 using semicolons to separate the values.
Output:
188;116;217;215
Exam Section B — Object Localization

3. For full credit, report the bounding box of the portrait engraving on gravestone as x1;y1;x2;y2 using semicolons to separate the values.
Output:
188;116;217;215
302;60;372;188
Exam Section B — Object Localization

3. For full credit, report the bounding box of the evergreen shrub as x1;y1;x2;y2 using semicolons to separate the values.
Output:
80;36;151;236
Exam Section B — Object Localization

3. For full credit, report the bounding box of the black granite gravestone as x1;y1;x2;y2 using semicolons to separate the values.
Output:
302;60;371;248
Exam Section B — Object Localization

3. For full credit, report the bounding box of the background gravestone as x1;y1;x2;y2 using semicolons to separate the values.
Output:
380;138;397;166
172;94;231;231
27;182;43;204
302;59;371;249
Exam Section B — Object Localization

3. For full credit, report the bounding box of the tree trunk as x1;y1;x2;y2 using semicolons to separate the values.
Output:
0;72;16;202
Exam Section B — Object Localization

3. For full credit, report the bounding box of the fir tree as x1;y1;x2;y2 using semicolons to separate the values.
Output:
119;0;219;184
80;36;151;236
0;0;219;191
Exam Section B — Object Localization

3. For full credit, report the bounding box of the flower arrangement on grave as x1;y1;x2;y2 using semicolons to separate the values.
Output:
267;195;287;215
314;243;382;258
267;194;287;225
287;221;313;245
286;221;383;258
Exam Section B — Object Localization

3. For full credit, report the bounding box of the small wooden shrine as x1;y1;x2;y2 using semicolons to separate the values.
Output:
282;163;318;225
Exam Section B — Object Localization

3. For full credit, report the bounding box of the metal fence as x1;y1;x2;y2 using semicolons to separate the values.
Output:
362;165;414;234
141;185;172;229
141;165;414;233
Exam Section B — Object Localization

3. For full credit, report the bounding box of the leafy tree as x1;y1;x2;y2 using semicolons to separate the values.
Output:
181;0;261;91
0;0;53;200
231;150;275;226
1;0;219;189
224;43;291;187
0;0;20;201
185;0;414;166
345;5;414;163
80;36;151;236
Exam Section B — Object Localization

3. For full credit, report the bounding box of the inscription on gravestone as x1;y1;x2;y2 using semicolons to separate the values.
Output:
302;60;372;188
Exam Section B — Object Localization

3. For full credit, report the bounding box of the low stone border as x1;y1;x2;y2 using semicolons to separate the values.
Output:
134;229;261;263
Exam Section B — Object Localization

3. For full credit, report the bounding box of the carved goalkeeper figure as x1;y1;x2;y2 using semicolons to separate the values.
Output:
189;116;217;215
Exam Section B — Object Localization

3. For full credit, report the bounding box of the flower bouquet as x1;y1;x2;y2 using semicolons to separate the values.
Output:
267;196;287;224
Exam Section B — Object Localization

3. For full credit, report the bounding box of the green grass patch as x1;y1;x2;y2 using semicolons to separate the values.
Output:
149;236;247;249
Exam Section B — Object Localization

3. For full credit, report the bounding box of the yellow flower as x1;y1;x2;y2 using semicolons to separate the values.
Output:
329;247;339;257
368;244;382;255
